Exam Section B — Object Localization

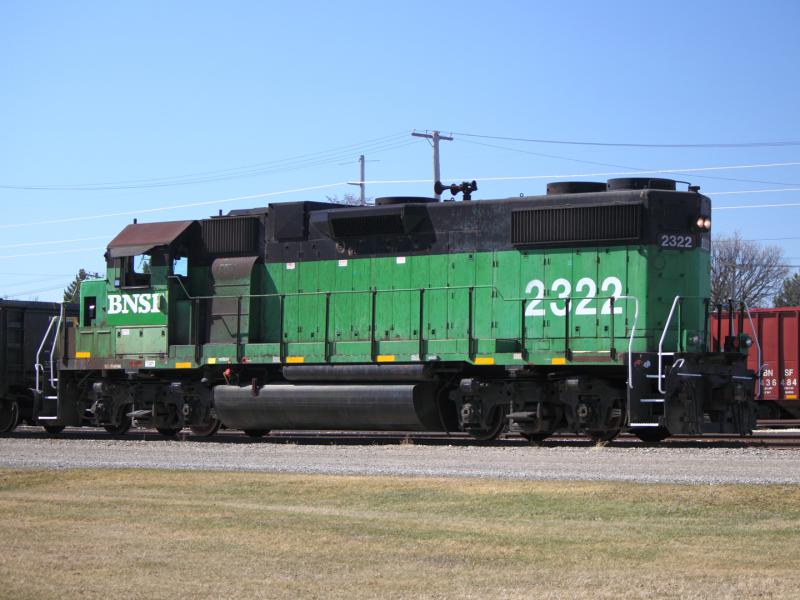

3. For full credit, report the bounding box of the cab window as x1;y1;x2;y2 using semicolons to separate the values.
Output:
172;256;188;277
116;254;151;288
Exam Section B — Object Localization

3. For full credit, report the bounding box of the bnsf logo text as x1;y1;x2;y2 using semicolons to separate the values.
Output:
107;293;164;315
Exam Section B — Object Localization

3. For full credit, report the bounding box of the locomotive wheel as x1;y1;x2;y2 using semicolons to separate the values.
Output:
190;418;221;437
469;408;507;441
156;427;182;438
0;399;20;433
632;427;669;444
243;429;270;438
104;417;132;436
42;425;65;435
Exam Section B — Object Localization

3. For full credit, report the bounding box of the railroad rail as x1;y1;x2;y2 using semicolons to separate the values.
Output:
5;425;800;449
756;419;800;429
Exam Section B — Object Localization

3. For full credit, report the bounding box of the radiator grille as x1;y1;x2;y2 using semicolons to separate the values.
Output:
202;217;260;254
512;204;643;245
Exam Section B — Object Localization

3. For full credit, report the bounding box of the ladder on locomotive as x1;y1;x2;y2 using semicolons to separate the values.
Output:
34;303;65;421
629;296;762;430
627;297;684;430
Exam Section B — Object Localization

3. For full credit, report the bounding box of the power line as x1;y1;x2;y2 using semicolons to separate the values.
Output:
0;235;109;249
451;130;800;148
0;182;350;229
458;137;649;169
456;137;800;188
715;202;800;210
0;271;76;276
0;134;418;191
2;162;800;233
0;276;73;290
2;284;69;299
708;188;800;196
358;161;800;186
0;247;106;259
0;132;406;190
742;236;800;242
0;140;415;191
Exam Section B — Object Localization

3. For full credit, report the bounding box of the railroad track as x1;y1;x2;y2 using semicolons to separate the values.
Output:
5;425;800;449
756;419;800;429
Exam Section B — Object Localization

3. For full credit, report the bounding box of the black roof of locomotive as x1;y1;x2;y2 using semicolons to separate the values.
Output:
104;178;711;264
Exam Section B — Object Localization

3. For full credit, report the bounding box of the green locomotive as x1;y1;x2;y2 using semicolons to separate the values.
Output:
34;177;757;442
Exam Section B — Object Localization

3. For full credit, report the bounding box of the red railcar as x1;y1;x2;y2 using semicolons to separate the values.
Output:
711;307;800;419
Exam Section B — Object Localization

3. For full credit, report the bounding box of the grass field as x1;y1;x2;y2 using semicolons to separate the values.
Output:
0;469;799;599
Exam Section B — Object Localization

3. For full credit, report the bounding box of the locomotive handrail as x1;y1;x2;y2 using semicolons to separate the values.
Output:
615;295;639;390
34;315;58;394
168;276;631;306
169;275;193;300
168;275;641;361
49;302;65;388
658;296;682;394
742;301;763;398
657;295;709;394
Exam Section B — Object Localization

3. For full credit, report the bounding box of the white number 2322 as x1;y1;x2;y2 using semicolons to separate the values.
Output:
524;276;623;317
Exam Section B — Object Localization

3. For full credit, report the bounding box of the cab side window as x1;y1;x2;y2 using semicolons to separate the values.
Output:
172;256;188;277
116;254;151;288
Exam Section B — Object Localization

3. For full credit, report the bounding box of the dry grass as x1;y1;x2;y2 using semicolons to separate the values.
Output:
0;469;799;599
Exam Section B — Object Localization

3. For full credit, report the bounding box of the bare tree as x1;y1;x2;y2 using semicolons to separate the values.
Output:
325;193;371;206
710;232;787;308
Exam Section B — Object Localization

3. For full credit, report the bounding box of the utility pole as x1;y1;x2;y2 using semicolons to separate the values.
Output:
411;130;453;200
358;154;365;204
347;154;366;204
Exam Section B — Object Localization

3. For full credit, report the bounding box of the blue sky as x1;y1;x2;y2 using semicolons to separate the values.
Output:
2;0;799;301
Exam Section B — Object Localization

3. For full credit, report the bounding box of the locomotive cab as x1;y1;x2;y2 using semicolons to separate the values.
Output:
51;220;217;435
103;220;199;357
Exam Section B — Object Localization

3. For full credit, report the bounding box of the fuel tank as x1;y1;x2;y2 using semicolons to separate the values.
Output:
281;364;434;382
213;383;441;431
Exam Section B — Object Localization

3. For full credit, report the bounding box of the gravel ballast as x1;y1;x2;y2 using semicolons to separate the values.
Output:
1;435;799;484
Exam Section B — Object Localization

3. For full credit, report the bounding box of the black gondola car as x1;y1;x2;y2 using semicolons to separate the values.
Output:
0;300;76;432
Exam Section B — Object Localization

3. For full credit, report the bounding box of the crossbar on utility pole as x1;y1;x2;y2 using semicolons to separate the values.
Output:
411;130;453;200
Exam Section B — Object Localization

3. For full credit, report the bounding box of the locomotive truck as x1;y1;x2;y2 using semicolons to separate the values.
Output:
31;177;758;442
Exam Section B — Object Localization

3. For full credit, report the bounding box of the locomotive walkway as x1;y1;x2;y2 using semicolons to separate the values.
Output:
1;429;799;484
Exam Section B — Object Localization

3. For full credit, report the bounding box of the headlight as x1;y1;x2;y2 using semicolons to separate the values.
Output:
695;216;711;231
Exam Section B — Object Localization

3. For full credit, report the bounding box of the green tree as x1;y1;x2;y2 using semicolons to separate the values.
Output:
63;269;99;302
774;273;800;307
